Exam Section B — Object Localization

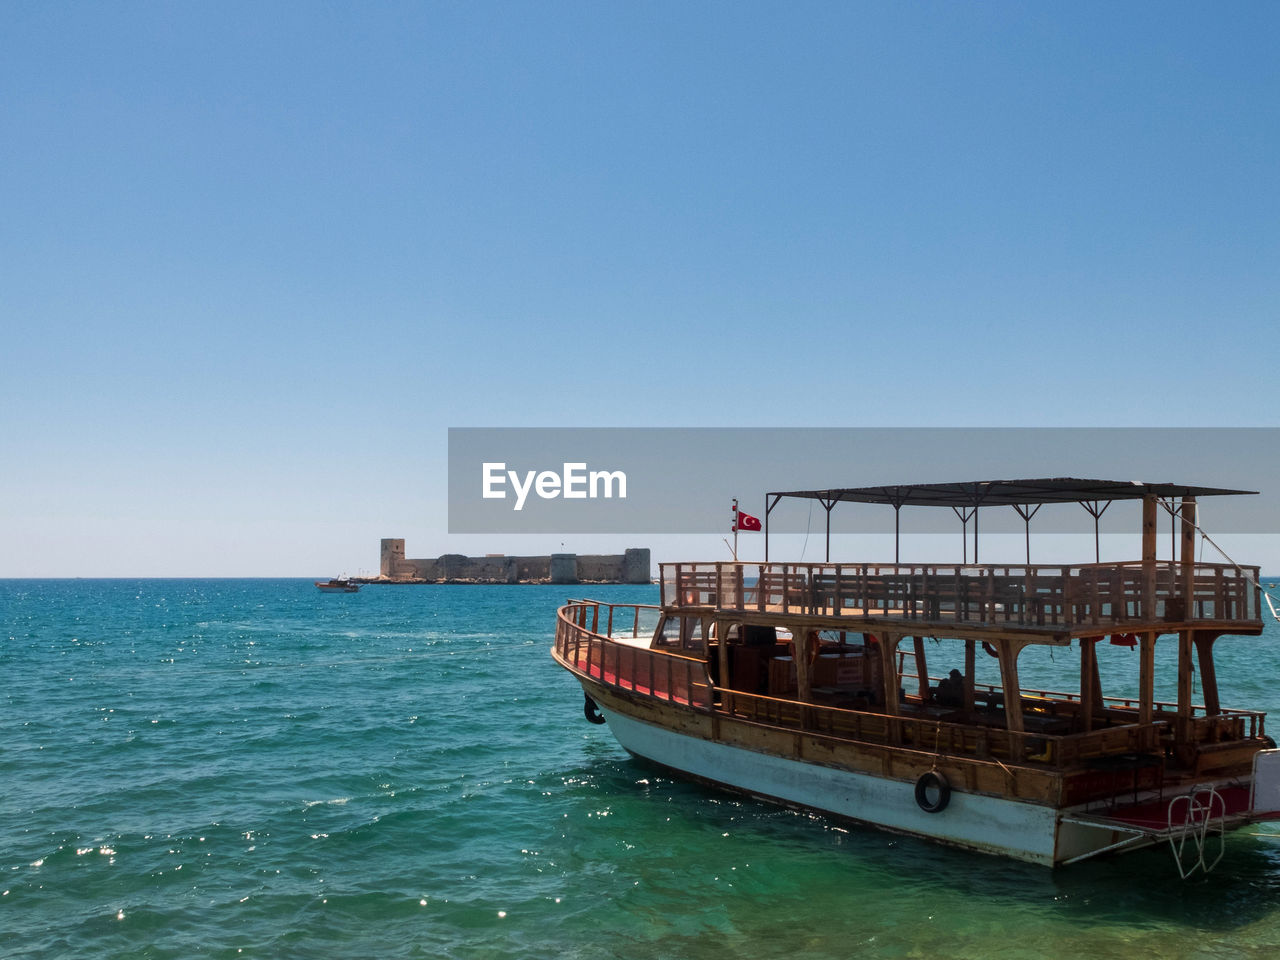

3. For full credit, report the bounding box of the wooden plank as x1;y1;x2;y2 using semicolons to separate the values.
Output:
1139;632;1155;725
998;641;1025;734
1194;630;1221;716
913;635;929;700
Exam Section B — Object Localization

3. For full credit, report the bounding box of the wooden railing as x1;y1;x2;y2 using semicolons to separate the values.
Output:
555;602;713;709
718;688;1166;766
660;561;1262;632
976;682;1266;740
563;599;662;641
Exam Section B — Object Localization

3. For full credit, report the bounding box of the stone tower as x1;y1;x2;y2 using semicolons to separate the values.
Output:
380;538;406;578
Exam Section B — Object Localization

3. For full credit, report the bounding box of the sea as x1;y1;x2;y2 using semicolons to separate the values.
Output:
4;579;1280;960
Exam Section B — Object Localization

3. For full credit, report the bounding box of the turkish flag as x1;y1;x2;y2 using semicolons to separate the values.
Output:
736;511;761;532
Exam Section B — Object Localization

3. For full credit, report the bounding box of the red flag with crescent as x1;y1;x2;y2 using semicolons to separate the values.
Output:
735;511;761;532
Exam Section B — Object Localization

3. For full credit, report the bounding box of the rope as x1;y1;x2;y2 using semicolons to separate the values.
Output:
799;500;813;560
990;755;1017;782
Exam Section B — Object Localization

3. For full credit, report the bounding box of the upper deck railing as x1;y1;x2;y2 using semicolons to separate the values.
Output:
660;561;1262;633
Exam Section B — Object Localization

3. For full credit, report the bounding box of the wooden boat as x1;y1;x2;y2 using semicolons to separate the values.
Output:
316;578;359;593
552;478;1280;872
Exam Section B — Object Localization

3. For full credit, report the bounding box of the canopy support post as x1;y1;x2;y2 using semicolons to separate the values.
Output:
819;496;837;563
1142;495;1158;618
952;506;974;564
1080;499;1111;563
1175;496;1198;758
894;505;901;564
764;493;782;563
1012;503;1043;565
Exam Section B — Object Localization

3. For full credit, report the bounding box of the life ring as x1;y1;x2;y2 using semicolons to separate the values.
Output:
583;693;607;725
914;770;951;813
982;641;999;658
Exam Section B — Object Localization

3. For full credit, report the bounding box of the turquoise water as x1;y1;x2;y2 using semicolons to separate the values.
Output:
4;579;1280;959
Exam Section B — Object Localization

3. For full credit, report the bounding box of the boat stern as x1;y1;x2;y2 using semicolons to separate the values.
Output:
1251;747;1280;819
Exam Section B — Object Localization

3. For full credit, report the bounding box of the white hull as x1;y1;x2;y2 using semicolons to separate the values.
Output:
591;697;1140;866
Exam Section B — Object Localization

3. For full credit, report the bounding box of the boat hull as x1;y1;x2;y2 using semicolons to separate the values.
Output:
576;679;1150;866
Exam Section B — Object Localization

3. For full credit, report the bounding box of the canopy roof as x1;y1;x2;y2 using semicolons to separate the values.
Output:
768;478;1257;510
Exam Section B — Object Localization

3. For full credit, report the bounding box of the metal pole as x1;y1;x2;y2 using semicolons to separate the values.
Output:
953;506;971;564
974;507;979;563
1013;503;1042;565
764;494;772;563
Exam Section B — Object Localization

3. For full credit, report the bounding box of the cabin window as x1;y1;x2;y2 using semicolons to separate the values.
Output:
893;637;1004;709
653;615;707;654
813;629;858;653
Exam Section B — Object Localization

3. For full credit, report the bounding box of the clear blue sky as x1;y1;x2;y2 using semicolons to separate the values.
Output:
2;1;1277;576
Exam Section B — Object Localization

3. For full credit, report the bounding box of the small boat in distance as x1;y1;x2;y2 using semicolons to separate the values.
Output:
316;577;359;593
552;478;1280;873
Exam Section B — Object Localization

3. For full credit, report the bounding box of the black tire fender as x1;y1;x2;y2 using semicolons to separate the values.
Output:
915;770;951;813
583;693;607;725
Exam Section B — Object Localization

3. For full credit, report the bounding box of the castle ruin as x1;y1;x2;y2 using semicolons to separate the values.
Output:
379;540;650;584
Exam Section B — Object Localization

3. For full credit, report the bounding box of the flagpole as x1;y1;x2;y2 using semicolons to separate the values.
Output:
732;498;739;561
